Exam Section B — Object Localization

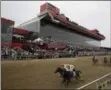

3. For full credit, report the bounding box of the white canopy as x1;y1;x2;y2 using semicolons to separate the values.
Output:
33;38;43;42
13;34;24;38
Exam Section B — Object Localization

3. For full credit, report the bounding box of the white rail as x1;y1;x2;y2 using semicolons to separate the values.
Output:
76;73;111;90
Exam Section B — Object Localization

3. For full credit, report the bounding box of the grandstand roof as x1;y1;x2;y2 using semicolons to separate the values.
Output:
40;3;105;40
15;3;105;41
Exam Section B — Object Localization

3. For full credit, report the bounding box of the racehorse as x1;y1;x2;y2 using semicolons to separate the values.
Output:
110;57;111;66
103;57;108;66
54;67;82;86
92;57;98;65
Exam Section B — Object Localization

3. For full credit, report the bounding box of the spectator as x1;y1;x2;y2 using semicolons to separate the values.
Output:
11;48;17;60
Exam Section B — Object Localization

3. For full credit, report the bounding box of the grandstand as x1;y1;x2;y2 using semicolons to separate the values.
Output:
16;3;105;47
1;3;111;60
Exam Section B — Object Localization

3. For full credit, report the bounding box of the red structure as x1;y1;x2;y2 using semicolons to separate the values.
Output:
1;17;15;26
13;28;30;36
1;18;35;48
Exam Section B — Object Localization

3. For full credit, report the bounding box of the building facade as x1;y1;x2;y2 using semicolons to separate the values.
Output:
40;18;101;46
17;16;102;47
1;18;14;47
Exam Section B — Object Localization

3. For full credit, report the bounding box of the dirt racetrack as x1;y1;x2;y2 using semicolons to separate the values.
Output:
1;55;111;89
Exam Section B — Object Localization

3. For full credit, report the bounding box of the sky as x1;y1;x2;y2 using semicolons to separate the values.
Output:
1;1;111;47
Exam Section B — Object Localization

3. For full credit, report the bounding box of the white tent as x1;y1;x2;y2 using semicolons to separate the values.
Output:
33;38;43;42
13;34;24;38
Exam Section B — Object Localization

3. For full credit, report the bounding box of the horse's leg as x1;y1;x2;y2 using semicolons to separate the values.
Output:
77;75;81;80
62;78;66;83
66;78;71;87
75;73;81;80
75;76;78;80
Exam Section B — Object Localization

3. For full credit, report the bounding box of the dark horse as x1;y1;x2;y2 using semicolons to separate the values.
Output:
55;67;82;86
92;56;98;65
103;57;108;66
110;57;111;66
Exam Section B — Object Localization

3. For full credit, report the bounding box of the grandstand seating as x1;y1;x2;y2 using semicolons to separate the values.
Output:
1;36;111;60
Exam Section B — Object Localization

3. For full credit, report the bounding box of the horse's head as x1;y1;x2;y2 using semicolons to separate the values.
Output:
79;70;82;73
75;70;82;75
55;67;64;76
55;67;62;73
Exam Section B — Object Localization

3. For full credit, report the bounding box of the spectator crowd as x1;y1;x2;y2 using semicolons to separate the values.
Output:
1;37;111;60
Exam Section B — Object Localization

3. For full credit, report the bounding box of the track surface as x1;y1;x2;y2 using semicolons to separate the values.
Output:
106;85;111;89
1;56;111;89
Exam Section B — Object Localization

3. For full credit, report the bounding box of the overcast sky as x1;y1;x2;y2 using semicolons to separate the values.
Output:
1;1;111;47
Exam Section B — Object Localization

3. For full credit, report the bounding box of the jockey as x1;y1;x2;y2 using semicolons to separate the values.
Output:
61;64;69;71
61;64;76;76
69;64;76;76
